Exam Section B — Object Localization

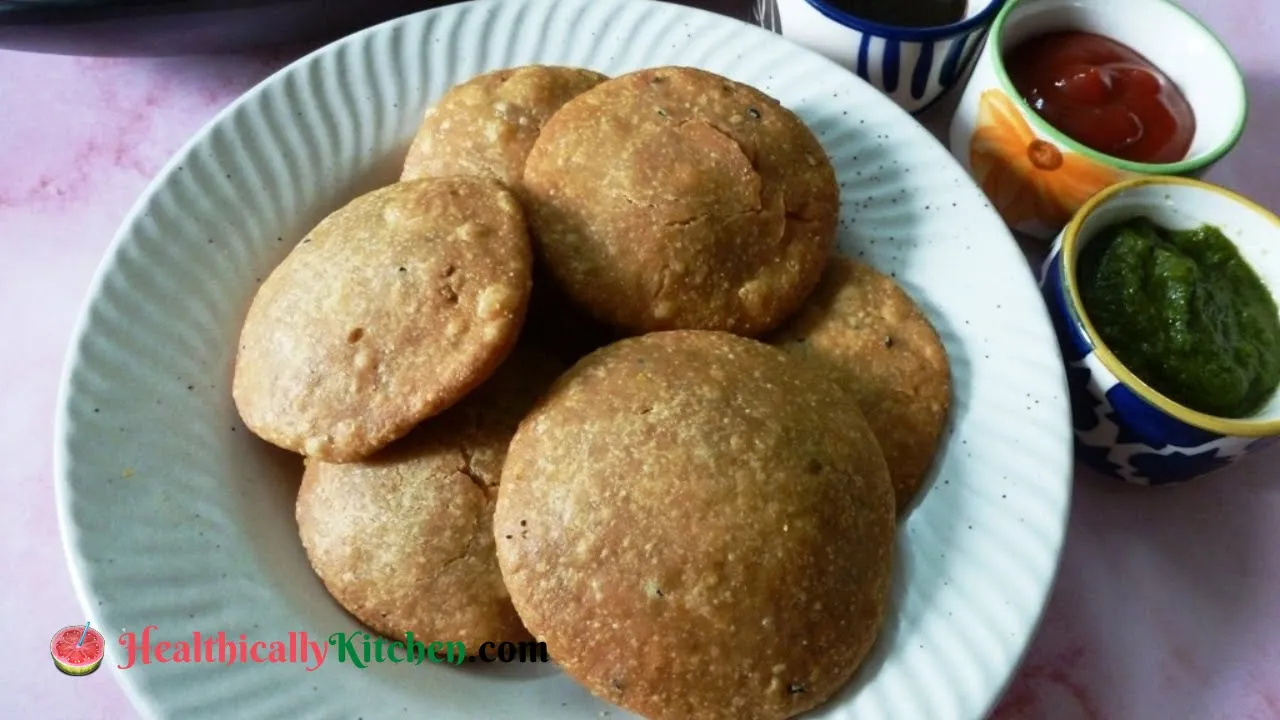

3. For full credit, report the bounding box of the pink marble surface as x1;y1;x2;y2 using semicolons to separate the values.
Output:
2;2;1278;718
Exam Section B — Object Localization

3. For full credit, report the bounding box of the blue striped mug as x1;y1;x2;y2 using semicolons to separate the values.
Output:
773;0;1006;114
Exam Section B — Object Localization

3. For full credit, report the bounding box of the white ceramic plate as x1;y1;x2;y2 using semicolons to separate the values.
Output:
55;0;1073;717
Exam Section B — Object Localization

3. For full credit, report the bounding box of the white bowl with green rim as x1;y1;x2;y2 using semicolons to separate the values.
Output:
1039;176;1280;486
948;0;1248;240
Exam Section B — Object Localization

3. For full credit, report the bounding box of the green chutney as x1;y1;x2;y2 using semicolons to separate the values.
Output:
1077;216;1280;419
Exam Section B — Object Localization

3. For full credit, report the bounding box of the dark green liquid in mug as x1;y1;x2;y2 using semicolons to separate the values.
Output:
825;0;968;28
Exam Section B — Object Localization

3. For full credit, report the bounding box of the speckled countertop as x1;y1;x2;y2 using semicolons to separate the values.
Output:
3;1;1279;718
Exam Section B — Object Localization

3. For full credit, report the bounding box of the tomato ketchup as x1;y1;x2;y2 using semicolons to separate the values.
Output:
1006;32;1195;165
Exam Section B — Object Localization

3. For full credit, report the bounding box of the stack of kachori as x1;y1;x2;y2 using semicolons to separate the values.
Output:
231;63;951;720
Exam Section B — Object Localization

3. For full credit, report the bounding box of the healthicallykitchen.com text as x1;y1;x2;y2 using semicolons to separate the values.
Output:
116;625;549;672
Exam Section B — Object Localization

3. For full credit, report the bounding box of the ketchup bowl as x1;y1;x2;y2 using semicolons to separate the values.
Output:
774;0;1008;114
948;0;1247;239
1040;177;1280;486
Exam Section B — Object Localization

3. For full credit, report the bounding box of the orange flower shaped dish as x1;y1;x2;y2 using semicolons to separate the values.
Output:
969;89;1126;231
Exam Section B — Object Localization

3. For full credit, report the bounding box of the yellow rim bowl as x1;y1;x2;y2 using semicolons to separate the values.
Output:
1060;176;1280;438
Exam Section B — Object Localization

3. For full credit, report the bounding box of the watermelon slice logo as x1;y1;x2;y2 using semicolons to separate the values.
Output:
51;623;105;676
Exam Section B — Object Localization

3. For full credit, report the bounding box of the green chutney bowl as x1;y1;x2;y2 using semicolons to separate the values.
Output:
1039;177;1280;485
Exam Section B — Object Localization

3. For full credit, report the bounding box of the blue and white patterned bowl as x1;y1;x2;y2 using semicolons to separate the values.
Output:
774;0;1006;114
1041;176;1280;486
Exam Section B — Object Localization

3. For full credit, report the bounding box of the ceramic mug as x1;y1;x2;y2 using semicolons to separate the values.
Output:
774;0;1007;114
949;0;1247;239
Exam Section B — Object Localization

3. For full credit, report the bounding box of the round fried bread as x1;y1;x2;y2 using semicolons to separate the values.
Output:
232;177;533;462
770;257;952;514
495;330;894;720
522;66;839;336
401;65;608;187
296;346;563;649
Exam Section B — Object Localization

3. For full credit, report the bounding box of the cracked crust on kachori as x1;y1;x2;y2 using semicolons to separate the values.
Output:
522;67;839;336
401;65;609;188
495;330;894;720
232;177;533;463
296;346;564;650
770;257;951;514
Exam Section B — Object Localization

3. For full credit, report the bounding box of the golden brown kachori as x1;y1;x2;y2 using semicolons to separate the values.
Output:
522;66;839;337
401;65;608;188
495;330;895;720
770;256;951;513
296;346;564;650
232;177;532;463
